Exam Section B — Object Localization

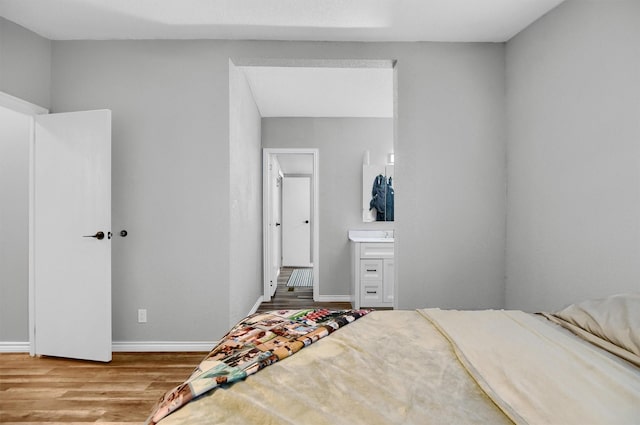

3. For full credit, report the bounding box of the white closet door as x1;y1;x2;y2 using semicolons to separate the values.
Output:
282;176;311;267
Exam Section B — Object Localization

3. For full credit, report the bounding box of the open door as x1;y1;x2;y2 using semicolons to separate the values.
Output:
269;159;282;297
32;110;112;362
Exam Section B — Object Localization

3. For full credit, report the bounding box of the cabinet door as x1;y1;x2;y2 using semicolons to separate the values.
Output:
383;258;395;304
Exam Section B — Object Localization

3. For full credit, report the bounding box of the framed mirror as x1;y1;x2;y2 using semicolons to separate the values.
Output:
362;163;394;222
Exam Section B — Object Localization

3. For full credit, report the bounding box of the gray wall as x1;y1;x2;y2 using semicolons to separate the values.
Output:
397;44;507;310
505;0;640;311
4;2;638;344
262;118;394;297
229;62;263;327
47;40;506;343
0;107;31;342
0;17;51;109
51;41;231;342
0;31;507;344
0;18;50;344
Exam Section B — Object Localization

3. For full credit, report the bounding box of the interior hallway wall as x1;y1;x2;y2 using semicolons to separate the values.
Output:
505;0;640;311
229;61;263;327
262;117;394;297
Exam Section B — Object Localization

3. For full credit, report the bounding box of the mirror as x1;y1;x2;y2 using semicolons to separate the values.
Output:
362;163;394;222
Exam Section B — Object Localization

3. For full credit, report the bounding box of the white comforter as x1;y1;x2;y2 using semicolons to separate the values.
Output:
161;310;510;424
421;308;640;425
160;309;640;424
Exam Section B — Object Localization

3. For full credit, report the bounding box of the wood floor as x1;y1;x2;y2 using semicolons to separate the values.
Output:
0;268;352;424
0;352;205;424
256;267;353;312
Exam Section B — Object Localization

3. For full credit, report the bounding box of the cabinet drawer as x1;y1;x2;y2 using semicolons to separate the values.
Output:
360;259;383;280
360;243;394;259
361;282;383;304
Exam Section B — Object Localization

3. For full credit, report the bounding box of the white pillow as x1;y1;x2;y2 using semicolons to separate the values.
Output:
553;292;640;358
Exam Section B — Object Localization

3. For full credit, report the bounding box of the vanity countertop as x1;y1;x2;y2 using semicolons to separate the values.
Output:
348;230;394;243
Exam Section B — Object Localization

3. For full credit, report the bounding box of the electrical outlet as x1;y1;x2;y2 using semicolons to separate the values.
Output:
138;309;147;323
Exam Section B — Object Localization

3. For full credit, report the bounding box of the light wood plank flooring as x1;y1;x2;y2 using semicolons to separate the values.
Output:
1;269;353;423
256;267;352;312
0;352;205;424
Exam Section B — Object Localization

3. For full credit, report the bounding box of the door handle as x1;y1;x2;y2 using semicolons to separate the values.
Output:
304;220;309;224
275;223;281;227
83;231;105;240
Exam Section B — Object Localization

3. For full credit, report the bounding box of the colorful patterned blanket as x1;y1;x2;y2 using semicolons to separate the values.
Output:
146;308;370;424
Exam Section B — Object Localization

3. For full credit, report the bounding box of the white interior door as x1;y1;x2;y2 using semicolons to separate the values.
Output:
33;109;112;362
266;155;281;297
282;176;311;267
270;170;282;296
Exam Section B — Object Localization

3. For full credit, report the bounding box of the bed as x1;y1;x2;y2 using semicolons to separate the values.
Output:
147;293;640;424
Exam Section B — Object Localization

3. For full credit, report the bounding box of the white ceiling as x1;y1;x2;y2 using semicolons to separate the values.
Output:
0;0;564;42
0;0;564;118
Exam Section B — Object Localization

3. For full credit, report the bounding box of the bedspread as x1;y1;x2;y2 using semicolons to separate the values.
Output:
147;309;370;424
158;310;510;425
421;308;640;424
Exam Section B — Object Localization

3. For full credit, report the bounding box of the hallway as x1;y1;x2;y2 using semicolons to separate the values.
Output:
256;267;352;313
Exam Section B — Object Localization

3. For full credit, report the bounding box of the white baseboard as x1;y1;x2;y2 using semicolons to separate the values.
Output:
112;341;216;352
109;295;264;353
249;295;264;315
0;341;30;353
4;293;350;355
0;341;216;354
314;295;352;303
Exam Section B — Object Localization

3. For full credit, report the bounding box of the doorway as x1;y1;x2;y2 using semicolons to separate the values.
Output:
263;148;319;302
0;92;48;354
237;58;396;308
0;104;32;351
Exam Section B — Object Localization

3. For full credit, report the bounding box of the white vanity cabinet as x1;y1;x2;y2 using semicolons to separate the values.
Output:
349;231;395;309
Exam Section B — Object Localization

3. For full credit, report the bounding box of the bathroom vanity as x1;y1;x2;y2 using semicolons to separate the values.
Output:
348;230;395;309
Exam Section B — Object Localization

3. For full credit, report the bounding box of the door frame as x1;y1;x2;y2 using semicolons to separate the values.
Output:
263;148;319;302
0;91;48;356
